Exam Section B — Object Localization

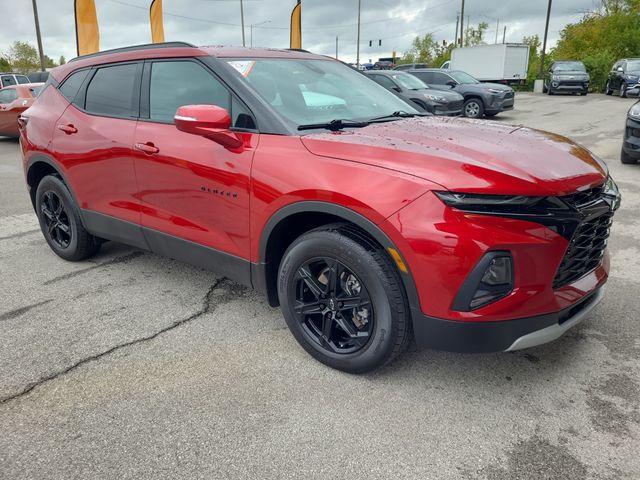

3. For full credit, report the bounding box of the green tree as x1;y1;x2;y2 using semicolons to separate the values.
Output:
8;41;40;73
0;55;11;71
58;55;66;65
465;22;489;46
44;55;57;68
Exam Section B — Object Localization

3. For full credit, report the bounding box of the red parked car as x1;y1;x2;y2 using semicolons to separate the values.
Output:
0;83;43;137
20;43;620;373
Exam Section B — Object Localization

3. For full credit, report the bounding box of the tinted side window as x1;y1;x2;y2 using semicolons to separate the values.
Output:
17;76;30;84
59;69;90;102
371;75;397;89
150;61;231;122
431;73;451;84
412;72;433;84
85;64;138;117
1;75;16;87
0;89;17;103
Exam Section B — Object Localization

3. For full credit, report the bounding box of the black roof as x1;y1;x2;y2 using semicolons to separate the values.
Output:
68;41;196;63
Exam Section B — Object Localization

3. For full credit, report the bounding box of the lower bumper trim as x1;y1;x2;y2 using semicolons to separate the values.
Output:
411;287;604;353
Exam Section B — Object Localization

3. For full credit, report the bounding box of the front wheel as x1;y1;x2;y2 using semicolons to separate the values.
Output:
463;98;484;119
277;226;411;373
620;83;628;98
605;80;613;95
621;148;638;165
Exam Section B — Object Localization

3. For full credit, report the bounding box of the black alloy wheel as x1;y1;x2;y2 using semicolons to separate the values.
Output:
40;191;72;249
278;225;411;373
294;257;374;354
35;175;101;261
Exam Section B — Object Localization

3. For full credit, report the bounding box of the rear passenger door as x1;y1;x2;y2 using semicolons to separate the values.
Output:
132;59;257;280
53;62;145;246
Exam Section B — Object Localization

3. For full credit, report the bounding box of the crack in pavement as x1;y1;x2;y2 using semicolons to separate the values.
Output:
0;278;227;405
43;251;146;285
0;299;54;322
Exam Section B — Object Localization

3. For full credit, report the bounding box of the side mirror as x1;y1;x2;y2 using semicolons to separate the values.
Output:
392;86;402;93
446;81;457;88
174;104;243;149
617;66;624;72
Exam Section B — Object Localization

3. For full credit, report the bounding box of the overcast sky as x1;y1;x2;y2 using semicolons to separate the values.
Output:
0;0;600;64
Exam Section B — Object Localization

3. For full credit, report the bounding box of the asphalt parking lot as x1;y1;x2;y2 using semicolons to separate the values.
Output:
1;92;639;479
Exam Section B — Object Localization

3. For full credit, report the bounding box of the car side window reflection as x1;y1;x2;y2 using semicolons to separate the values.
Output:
150;61;231;123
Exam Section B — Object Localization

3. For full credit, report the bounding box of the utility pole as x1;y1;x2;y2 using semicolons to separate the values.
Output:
250;20;270;47
503;26;506;43
495;19;500;44
454;14;459;47
31;0;46;72
538;0;552;79
356;0;361;68
459;0;465;46
240;0;246;47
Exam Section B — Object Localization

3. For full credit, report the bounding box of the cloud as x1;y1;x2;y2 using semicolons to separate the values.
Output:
0;0;599;64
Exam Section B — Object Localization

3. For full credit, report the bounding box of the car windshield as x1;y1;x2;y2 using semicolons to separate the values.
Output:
227;58;418;126
627;60;640;71
391;72;428;90
553;62;586;72
448;71;479;84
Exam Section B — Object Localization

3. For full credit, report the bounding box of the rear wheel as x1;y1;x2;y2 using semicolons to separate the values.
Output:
606;80;613;95
35;175;101;261
463;98;484;119
277;225;411;373
621;148;638;165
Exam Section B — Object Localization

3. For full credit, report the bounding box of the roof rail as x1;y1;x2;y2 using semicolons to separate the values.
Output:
68;42;197;63
286;48;313;54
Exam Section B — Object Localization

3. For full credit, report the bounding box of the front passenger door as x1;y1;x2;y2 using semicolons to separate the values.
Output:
133;59;258;282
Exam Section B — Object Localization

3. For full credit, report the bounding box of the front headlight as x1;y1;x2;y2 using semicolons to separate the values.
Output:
487;88;504;94
603;176;621;211
434;192;545;212
629;103;640;120
625;75;639;81
424;93;447;102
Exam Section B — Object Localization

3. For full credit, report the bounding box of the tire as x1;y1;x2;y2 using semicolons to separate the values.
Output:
35;175;101;261
580;91;588;96
620;83;628;98
542;84;548;93
277;225;411;373
547;88;554;95
606;80;613;95
621;148;638;165
463;98;484;119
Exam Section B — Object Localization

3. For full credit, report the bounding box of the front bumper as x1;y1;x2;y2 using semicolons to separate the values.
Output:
486;92;515;114
412;287;605;353
550;80;589;92
623;116;640;159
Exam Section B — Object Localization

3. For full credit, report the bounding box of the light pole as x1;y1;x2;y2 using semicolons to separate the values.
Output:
240;0;246;47
538;0;552;79
31;0;46;72
459;0;465;46
250;20;271;47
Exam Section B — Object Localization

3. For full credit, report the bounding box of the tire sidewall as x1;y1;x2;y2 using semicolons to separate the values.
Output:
278;231;399;372
35;176;82;260
464;99;483;118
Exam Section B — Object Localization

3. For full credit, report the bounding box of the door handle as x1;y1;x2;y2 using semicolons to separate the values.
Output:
57;124;78;134
134;142;160;155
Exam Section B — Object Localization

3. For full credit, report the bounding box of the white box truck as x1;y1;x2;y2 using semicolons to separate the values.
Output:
442;43;530;84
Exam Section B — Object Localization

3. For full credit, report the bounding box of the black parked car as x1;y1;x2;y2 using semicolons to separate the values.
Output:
622;101;640;164
606;58;640;98
365;70;464;116
544;61;589;95
408;69;514;118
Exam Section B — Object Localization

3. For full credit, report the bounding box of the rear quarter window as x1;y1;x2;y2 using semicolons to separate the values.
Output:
59;69;90;102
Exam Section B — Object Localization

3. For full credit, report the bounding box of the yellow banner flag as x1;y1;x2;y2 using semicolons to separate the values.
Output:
150;0;165;43
290;1;301;49
75;0;100;56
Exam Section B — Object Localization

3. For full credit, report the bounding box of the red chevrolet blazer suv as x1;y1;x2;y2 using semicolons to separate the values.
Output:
20;43;620;373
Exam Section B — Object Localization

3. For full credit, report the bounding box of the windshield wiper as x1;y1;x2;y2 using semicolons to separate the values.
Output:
368;110;429;122
298;119;371;131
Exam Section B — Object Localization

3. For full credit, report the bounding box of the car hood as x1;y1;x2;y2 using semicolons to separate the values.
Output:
300;117;607;196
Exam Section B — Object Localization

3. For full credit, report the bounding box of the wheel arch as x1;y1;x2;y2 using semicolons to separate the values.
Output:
26;155;78;210
253;201;420;313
